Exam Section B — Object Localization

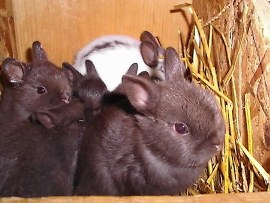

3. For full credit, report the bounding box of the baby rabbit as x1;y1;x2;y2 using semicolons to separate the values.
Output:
63;60;108;121
73;31;165;91
74;47;226;195
0;101;85;197
0;41;82;197
65;59;140;120
0;41;74;126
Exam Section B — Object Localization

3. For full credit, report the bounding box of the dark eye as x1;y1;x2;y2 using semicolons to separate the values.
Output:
72;90;79;99
174;122;189;135
37;86;47;94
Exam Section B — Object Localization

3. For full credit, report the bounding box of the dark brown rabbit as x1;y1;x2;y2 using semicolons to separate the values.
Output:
140;30;165;75
0;101;84;197
0;41;80;197
0;41;74;126
74;47;226;195
63;60;108;121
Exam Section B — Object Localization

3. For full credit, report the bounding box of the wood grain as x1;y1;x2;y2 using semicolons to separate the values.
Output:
0;0;17;60
193;0;270;169
1;192;270;203
10;0;192;66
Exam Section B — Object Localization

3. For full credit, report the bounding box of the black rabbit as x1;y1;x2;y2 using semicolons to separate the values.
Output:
63;60;108;121
74;47;226;195
0;100;84;197
0;41;74;127
0;41;80;197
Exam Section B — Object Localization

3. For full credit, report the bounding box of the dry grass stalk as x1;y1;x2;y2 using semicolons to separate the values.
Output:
237;141;270;184
206;163;219;185
222;4;248;87
244;94;254;192
172;3;270;194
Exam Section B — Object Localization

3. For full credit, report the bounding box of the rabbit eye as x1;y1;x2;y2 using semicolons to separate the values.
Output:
72;90;79;99
174;122;189;135
37;86;47;94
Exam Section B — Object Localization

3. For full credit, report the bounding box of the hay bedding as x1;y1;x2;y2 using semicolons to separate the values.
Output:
0;0;269;196
172;1;270;194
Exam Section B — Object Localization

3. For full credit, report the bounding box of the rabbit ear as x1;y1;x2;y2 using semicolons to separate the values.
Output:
1;58;28;86
140;31;165;68
164;47;186;81
31;41;48;63
85;60;99;76
62;62;83;84
114;63;138;94
140;41;158;67
140;31;161;48
36;101;84;129
126;63;138;75
122;75;158;111
36;110;57;129
138;71;151;79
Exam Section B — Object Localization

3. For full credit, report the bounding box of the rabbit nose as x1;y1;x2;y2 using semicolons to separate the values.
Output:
210;134;223;145
209;114;226;151
209;131;224;150
215;144;223;152
61;92;70;103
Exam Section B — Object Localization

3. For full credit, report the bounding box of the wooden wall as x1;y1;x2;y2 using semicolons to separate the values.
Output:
6;0;192;66
193;0;270;169
0;0;16;59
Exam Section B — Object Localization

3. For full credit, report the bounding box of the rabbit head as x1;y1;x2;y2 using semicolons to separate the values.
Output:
122;47;225;168
63;60;108;111
0;41;74;121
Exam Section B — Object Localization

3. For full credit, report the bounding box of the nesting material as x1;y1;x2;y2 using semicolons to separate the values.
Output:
0;1;17;59
172;2;270;194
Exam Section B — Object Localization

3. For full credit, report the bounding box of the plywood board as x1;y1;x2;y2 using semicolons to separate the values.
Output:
0;0;17;59
1;192;270;203
10;0;192;66
193;0;270;171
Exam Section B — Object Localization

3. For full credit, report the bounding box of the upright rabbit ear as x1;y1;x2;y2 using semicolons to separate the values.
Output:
113;63;138;94
122;75;158;111
164;47;187;81
85;60;99;77
140;31;161;48
138;71;151;80
126;63;138;75
140;42;158;67
31;41;48;63
140;31;165;68
62;62;83;84
1;58;28;86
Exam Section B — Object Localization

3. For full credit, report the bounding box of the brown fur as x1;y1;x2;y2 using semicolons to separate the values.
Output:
74;47;225;195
